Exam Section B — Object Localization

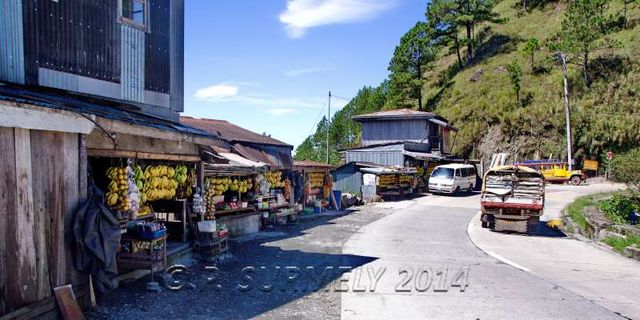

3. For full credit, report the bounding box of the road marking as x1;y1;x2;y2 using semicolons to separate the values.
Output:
485;251;531;273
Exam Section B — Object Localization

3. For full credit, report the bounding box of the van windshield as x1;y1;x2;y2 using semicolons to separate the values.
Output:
431;168;454;178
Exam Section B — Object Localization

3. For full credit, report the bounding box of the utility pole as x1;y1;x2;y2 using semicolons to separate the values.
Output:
559;53;574;171
326;91;331;164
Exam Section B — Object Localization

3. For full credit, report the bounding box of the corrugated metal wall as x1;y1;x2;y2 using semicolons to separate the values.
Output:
332;165;363;194
0;0;25;84
120;24;145;102
346;151;405;167
145;0;170;94
361;120;430;146
22;0;121;85
169;0;184;112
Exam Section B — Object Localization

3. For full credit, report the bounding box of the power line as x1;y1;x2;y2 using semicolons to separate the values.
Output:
330;94;352;102
307;102;326;138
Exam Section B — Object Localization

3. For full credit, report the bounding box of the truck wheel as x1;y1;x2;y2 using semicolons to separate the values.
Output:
481;214;494;229
527;216;540;234
570;175;582;186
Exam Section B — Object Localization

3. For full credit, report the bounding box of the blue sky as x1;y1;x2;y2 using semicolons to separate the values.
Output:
183;0;426;148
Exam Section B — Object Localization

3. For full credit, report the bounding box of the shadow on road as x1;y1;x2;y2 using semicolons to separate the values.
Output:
93;211;378;320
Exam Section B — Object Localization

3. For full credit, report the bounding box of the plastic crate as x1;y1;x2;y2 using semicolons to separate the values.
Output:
139;229;167;240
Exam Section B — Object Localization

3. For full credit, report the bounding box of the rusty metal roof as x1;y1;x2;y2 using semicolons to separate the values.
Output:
293;160;334;170
180;116;292;147
232;143;293;170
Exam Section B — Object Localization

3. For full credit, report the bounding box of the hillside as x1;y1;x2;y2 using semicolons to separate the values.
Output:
295;0;640;166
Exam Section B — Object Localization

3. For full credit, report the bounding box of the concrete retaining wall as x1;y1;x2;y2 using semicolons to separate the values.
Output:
217;213;261;237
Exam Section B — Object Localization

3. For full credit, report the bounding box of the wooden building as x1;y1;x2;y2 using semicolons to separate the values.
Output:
345;109;459;167
0;1;215;318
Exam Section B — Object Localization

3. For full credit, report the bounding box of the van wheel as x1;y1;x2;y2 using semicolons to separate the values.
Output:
454;186;461;195
570;175;582;186
467;184;473;193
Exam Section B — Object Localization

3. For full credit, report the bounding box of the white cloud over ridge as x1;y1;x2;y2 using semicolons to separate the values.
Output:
194;82;350;117
279;0;395;38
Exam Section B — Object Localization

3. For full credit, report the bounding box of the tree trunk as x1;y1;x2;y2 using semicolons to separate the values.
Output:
417;63;423;111
522;0;527;14
583;51;590;87
516;89;520;107
624;1;628;28
531;53;535;72
454;37;463;68
466;24;473;62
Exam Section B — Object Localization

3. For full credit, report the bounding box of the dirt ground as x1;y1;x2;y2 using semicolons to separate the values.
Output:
88;202;402;320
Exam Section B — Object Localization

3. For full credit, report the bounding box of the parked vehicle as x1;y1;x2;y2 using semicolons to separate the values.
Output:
428;164;476;194
514;160;586;185
480;165;545;233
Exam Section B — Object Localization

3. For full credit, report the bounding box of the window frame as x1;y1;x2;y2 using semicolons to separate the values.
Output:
118;0;149;32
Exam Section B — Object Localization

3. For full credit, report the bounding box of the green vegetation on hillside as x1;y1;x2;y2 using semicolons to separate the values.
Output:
295;0;640;166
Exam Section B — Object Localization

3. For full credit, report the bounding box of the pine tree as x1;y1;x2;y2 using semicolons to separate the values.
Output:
522;37;540;72
388;22;437;110
506;61;523;106
558;0;616;87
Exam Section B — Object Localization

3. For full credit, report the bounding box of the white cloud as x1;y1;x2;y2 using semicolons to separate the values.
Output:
279;0;395;38
194;84;239;100
267;108;297;116
194;83;329;111
284;67;327;77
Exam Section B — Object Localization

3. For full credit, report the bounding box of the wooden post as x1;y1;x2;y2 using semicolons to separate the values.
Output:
198;161;205;222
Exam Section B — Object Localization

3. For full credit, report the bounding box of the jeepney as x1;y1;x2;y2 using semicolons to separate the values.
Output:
514;160;586;185
480;165;545;233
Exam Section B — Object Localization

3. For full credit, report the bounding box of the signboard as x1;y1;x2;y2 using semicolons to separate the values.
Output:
583;159;599;171
607;152;614;161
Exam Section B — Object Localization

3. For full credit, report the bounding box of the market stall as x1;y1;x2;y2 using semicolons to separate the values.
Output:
293;160;335;214
88;152;203;279
360;166;419;199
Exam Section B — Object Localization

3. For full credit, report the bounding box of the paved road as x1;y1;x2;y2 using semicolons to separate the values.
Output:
341;184;631;319
469;183;640;319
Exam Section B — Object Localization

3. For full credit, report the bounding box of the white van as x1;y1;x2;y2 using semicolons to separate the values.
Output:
428;164;477;194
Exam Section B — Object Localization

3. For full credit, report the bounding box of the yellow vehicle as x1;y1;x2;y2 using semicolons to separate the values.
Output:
514;161;587;185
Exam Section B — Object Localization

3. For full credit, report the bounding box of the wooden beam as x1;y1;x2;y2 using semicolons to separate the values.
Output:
87;149;201;162
136;152;200;162
0;102;94;134
87;149;136;159
94;117;224;147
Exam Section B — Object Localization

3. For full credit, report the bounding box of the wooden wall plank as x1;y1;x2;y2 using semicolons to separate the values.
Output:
29;131;59;301
61;133;84;290
0;127;16;315
11;128;38;309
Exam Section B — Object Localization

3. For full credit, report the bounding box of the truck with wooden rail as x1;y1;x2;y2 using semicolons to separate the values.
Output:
480;165;546;233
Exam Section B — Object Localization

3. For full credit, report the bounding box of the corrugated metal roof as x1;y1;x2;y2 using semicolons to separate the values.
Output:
232;143;293;170
352;108;436;121
180;116;292;147
0;84;215;138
